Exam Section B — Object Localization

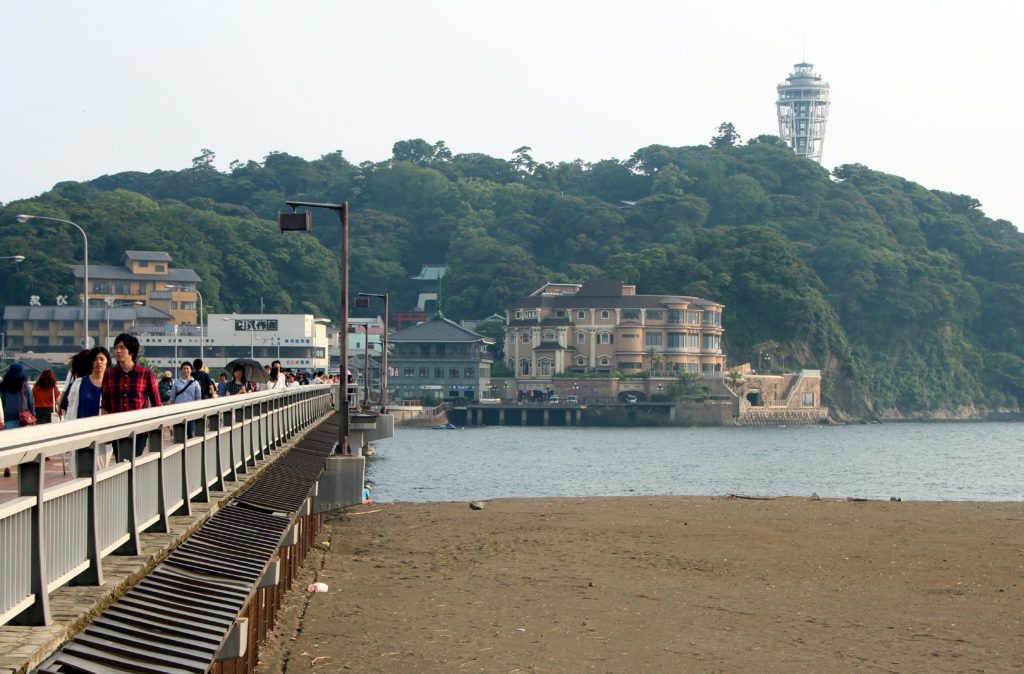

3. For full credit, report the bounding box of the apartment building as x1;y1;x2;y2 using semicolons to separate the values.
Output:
505;281;725;379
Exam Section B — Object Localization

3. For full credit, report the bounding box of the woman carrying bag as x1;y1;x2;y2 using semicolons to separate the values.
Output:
32;369;60;424
1;363;34;430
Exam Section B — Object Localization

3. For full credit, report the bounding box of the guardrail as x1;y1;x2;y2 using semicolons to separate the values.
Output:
0;384;334;627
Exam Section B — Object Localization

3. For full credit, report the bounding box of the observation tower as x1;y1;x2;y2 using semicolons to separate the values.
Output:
776;62;830;163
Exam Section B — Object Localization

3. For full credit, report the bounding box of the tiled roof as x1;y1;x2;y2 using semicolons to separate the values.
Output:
71;265;202;283
3;305;173;321
390;316;493;344
125;251;173;262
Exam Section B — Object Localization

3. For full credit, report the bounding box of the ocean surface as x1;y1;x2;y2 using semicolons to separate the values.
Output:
365;422;1023;502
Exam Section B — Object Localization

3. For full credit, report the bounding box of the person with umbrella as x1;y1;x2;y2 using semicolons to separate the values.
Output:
226;364;247;396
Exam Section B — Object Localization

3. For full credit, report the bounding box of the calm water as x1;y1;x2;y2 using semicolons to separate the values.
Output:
365;422;1023;502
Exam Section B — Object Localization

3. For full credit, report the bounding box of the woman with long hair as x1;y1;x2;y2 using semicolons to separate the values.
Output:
32;369;59;424
59;349;93;417
64;347;111;422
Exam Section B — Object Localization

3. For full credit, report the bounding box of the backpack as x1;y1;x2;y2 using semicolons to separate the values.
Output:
158;379;173;404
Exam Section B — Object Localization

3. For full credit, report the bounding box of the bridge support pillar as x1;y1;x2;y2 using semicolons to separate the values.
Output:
313;455;365;513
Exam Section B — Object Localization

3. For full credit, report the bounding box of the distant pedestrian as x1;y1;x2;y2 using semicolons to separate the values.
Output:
102;333;161;459
267;361;285;390
32;369;60;424
171;362;201;437
1;363;34;430
59;349;93;417
65;347;110;421
192;359;217;399
158;371;174;404
217;373;229;398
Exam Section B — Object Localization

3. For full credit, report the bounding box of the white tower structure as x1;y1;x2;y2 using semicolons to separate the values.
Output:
776;62;830;163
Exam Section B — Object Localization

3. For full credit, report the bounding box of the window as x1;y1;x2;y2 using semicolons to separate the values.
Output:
538;359;553;376
403;367;415;377
621;333;639;339
137;260;149;268
645;332;663;347
686;362;699;374
525;310;538;319
555;310;566;318
702;334;721;350
668;333;699;349
520;359;531;376
600;310;610;320
668;310;682;323
420;345;431;357
703;311;722;325
449;368;459;378
521;333;530;343
576;331;585;344
803;393;815;406
686;310;701;324
436;344;446;357
34;321;49;330
464;367;475;378
620;362;642;369
621;309;640;320
577;310;585;319
515;310;522;319
419;367;429;377
599;332;611;344
646;310;663;320
598;356;610;366
154;264;165;272
575;356;587;366
542;330;556;341
435;367;444;378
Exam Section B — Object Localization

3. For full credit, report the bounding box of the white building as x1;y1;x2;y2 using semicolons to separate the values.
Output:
135;313;330;373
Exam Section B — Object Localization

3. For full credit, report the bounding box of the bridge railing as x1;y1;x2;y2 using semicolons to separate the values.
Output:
0;384;334;627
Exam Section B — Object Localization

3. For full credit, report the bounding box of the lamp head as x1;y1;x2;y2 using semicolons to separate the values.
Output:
11;255;25;263
15;214;31;224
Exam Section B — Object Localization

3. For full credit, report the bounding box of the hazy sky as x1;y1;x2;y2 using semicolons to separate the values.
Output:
3;1;1022;228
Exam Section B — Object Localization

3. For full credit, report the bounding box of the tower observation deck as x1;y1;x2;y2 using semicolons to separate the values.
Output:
776;62;830;163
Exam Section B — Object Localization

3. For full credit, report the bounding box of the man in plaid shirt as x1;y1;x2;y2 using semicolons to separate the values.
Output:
103;333;161;459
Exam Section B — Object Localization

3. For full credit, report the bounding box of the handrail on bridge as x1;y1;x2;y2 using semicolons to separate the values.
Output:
0;385;335;627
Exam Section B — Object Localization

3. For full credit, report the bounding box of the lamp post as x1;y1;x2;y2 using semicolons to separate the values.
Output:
166;284;204;362
16;214;90;348
104;299;143;349
278;200;349;454
356;292;389;412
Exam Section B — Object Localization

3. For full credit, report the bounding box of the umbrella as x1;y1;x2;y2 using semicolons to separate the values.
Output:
223;358;269;383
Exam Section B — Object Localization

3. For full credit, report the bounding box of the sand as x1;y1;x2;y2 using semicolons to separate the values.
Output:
257;497;1022;673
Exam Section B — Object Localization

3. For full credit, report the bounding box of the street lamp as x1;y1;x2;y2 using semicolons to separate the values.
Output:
278;200;349;455
16;214;90;348
356;292;389;412
0;255;25;263
104;300;143;349
166;284;204;362
222;317;254;358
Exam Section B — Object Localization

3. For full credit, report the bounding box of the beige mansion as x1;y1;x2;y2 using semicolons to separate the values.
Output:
505;281;726;379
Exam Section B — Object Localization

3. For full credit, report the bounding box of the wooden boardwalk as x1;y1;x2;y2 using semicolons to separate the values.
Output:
0;420;325;674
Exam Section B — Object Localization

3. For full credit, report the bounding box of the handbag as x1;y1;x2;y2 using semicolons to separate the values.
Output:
19;387;36;427
51;389;63;423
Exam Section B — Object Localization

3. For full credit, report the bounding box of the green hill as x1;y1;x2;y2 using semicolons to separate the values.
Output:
3;137;1022;418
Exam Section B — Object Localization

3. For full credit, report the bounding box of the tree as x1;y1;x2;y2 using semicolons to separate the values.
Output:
710;122;741;149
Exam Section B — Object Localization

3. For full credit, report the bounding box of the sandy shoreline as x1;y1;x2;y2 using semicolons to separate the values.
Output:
257;496;1022;673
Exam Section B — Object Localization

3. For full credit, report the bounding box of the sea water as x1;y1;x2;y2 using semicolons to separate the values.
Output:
365;422;1023;502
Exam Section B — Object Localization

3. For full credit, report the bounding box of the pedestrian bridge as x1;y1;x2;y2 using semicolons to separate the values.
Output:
0;385;392;672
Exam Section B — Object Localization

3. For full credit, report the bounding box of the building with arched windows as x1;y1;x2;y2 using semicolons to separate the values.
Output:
504;281;725;380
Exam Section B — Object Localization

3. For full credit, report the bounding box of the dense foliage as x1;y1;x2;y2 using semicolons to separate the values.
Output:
2;137;1022;417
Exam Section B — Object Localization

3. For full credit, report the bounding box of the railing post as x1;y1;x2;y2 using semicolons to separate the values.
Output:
11;456;51;626
177;423;192;517
233;409;247;475
119;432;142;555
153;429;170;533
71;443;103;586
246;404;257;467
196;416;212;502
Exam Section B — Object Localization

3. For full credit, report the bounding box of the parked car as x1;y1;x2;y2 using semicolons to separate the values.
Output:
624;394;638;404
548;394;560;404
565;395;579;405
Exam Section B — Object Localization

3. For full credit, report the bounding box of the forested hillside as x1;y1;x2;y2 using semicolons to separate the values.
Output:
3;135;1023;418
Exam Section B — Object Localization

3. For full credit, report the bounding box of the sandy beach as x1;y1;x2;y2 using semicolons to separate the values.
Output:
257;497;1022;673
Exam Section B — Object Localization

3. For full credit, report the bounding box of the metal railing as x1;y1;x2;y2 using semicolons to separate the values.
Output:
0;385;334;627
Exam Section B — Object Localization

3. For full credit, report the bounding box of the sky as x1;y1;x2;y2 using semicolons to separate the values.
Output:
2;0;1022;228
